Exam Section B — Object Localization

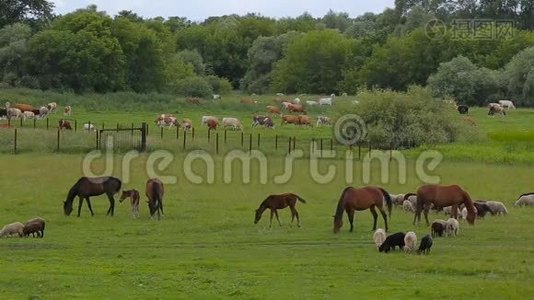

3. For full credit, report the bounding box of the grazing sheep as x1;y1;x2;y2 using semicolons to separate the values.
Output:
402;200;415;213
378;232;405;253
443;206;461;218
417;234;433;255
431;219;447;237
23;218;45;238
0;222;24;237
391;194;405;206
445;218;460;236
515;193;534;206
404;193;417;207
473;201;491;217
403;231;417;253
373;228;386;249
486;201;508;216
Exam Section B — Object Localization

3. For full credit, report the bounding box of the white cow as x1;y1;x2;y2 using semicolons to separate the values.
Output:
83;123;97;131
319;97;333;106
292;97;301;104
38;106;49;119
64;105;72;116
7;108;22;120
22;111;35;120
47;102;57;113
222;117;243;131
498;100;515;109
306;100;318;106
213;94;221;100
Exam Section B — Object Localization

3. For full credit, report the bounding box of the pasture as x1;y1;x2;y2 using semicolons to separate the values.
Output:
1;93;534;298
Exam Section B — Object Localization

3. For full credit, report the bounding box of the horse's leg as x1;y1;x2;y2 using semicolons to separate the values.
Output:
77;196;83;217
369;206;378;231
106;194;115;216
424;205;430;226
159;197;164;216
346;209;355;232
86;198;95;216
451;204;458;219
274;210;282;226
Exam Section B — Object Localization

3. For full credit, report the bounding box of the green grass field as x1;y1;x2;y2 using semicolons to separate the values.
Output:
1;92;534;299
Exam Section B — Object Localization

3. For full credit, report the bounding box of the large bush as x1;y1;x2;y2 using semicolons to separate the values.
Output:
174;76;213;98
338;87;469;149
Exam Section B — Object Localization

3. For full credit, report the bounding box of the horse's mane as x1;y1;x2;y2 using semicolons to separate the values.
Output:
65;177;86;203
517;192;534;200
461;190;476;225
335;187;352;219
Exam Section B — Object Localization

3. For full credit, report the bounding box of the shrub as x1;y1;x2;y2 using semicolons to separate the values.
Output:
205;75;232;95
174;76;213;98
337;86;473;149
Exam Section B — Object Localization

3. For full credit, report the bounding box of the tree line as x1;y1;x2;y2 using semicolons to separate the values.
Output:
1;0;534;105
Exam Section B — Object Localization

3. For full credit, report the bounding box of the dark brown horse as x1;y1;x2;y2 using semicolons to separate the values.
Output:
63;177;122;217
413;184;476;226
333;186;392;233
254;193;307;227
146;178;164;220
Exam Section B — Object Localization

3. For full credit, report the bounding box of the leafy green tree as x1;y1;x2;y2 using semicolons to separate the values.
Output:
176;49;205;75
0;23;32;85
272;30;353;94
502;46;534;106
0;0;54;28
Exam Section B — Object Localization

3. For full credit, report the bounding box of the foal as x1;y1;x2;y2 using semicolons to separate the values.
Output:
119;189;140;218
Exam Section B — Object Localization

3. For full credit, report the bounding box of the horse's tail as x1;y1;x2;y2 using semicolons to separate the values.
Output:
335;187;351;218
295;194;307;204
378;188;392;220
404;193;416;201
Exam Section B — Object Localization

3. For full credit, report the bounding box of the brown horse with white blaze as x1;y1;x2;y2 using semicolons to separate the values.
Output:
146;178;164;220
413;184;476;226
254;193;306;227
333;186;392;233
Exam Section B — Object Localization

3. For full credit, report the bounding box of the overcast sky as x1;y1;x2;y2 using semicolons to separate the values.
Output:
51;0;395;21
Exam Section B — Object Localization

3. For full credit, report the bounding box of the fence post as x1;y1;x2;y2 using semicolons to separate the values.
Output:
358;143;361;160
311;138;315;152
241;132;244;147
288;137;291;154
33;118;36;129
140;123;147;152
20;117;23;127
74;120;77;132
207;128;211;142
13;128;17;154
56;128;60;152
46;118;49;129
224;130;227;144
320;138;323;158
96;130;99;150
131;123;134;136
102;123;105;130
249;134;252;152
160;127;164;140
257;133;260;149
275;135;278;150
116;123;120;131
368;141;372;157
191;127;195;140
216;132;219;154
176;126;179;140
182;129;187;150
292;136;296;151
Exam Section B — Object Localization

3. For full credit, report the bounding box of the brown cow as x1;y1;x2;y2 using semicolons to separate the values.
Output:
298;115;313;127
281;115;300;125
14;103;34;112
207;118;218;130
59;119;72;130
287;103;306;114
266;105;281;116
241;98;258;104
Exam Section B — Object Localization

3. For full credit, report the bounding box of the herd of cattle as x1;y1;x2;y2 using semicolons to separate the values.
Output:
456;99;516;116
0;101;73;121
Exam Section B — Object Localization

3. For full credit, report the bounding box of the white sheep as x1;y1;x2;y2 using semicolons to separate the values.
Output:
403;231;417;253
0;222;24;238
443;206;461;218
373;228;386;249
445;218;460;236
486;201;508;215
515;194;534;206
402;200;415;213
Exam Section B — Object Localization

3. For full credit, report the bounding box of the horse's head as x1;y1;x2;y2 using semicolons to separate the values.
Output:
119;191;128;203
63;201;73;216
333;216;342;233
254;209;262;224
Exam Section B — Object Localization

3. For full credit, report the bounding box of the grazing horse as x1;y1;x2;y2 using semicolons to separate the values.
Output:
333;186;392;233
119;189;140;218
63;177;122;217
254;193;307;227
413;184;476;226
146;178;164;220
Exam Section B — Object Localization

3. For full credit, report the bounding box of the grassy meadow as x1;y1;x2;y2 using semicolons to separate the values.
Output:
1;90;534;299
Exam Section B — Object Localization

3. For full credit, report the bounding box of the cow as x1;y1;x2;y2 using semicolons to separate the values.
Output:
13;103;34;112
240;98;258;104
457;105;469;115
281;115;300;126
281;101;292;109
38;106;49;119
298;115;312;127
207;119;218;130
47;102;57;113
59;119;72;130
22;111;35;120
498;100;515;109
222;117;243;131
252;115;274;128
181;118;193;131
293;97;301;104
156;115;178;128
319;97;333;106
316;116;332;127
306;100;318;106
488;104;506;117
83;123;96;131
201;116;219;126
266;106;281;116
64;106;72;116
287;103;306;114
213;94;221;100
7;108;22;120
